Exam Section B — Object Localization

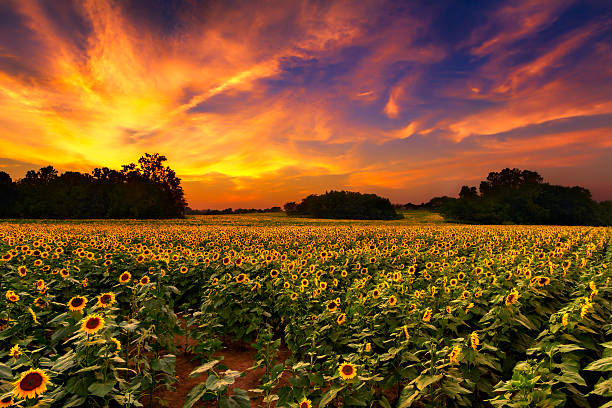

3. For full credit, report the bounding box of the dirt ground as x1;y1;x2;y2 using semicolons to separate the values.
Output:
143;337;291;408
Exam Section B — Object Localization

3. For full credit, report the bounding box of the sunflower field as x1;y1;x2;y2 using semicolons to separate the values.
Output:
0;215;610;407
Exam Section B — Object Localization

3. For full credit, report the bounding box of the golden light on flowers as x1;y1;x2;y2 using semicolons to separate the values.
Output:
9;344;21;361
470;332;479;350
327;300;338;312
422;308;432;322
140;276;150;286
388;295;397;306
12;368;50;399
18;266;27;277
27;307;37;323
0;395;14;407
448;346;461;365
110;337;121;353
119;271;131;283
562;312;569;327
180;266;188;274
96;293;116;308
337;313;346;325
365;342;371;352
298;398;312;408
80;315;105;335
6;291;19;302
505;289;519;306
338;362;357;380
68;296;87;312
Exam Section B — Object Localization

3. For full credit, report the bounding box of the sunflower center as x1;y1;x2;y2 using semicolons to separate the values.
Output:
101;295;111;304
20;372;43;391
121;274;129;281
71;298;84;307
86;317;100;329
341;365;354;376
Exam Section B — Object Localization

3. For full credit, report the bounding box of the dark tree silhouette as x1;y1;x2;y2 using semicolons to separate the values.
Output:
0;154;187;219
440;169;609;225
285;191;402;220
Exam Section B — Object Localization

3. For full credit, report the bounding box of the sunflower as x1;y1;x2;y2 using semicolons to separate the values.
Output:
337;313;346;325
422;308;432;322
140;276;150;286
505;289;519;306
290;293;298;301
110;337;121;352
470;332;479;350
236;273;247;283
119;271;131;284
270;269;279;278
338;362;357;380
34;297;47;309
372;289;381;299
12;368;50;399
326;300;338;312
6;291;19;303
298;398;312;408
96;292;116;308
388;296;397;306
448;346;461;365
80;315;105;335
68;296;87;312
9;344;21;361
0;395;14;407
365;342;371;352
27;307;37;324
18;266;27;277
537;276;550;286
562;312;569;327
180;266;188;274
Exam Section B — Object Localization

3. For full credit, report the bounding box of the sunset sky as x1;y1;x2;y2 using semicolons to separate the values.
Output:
0;0;611;209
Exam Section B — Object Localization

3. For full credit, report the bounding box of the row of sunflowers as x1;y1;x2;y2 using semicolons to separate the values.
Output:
0;220;610;407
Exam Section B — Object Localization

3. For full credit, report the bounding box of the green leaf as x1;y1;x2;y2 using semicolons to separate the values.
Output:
415;374;443;391
229;388;250;408
319;386;345;407
183;383;208;408
555;344;585;353
584;357;612;372
0;362;12;379
88;380;116;397
189;359;222;378
51;350;77;372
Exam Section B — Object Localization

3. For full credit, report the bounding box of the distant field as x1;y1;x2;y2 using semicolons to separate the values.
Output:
0;215;610;407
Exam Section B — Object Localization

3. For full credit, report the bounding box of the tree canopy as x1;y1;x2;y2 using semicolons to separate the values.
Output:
0;153;186;219
439;168;610;225
284;190;402;220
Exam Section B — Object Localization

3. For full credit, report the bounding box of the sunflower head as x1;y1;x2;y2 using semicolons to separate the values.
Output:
119;271;131;284
80;314;105;335
338;362;357;380
298;398;312;408
68;296;87;312
96;293;116;308
140;276;150;286
12;368;50;400
0;394;14;407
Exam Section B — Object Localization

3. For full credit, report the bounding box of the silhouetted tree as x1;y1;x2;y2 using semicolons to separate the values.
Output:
285;191;402;220
440;169;608;225
0;154;187;219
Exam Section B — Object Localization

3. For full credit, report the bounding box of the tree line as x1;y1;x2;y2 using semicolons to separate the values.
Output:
284;190;402;220
0;153;187;219
425;168;610;225
186;207;281;215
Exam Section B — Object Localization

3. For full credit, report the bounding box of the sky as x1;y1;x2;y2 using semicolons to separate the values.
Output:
0;0;611;209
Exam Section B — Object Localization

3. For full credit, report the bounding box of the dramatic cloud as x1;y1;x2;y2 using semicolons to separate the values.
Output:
0;0;610;207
